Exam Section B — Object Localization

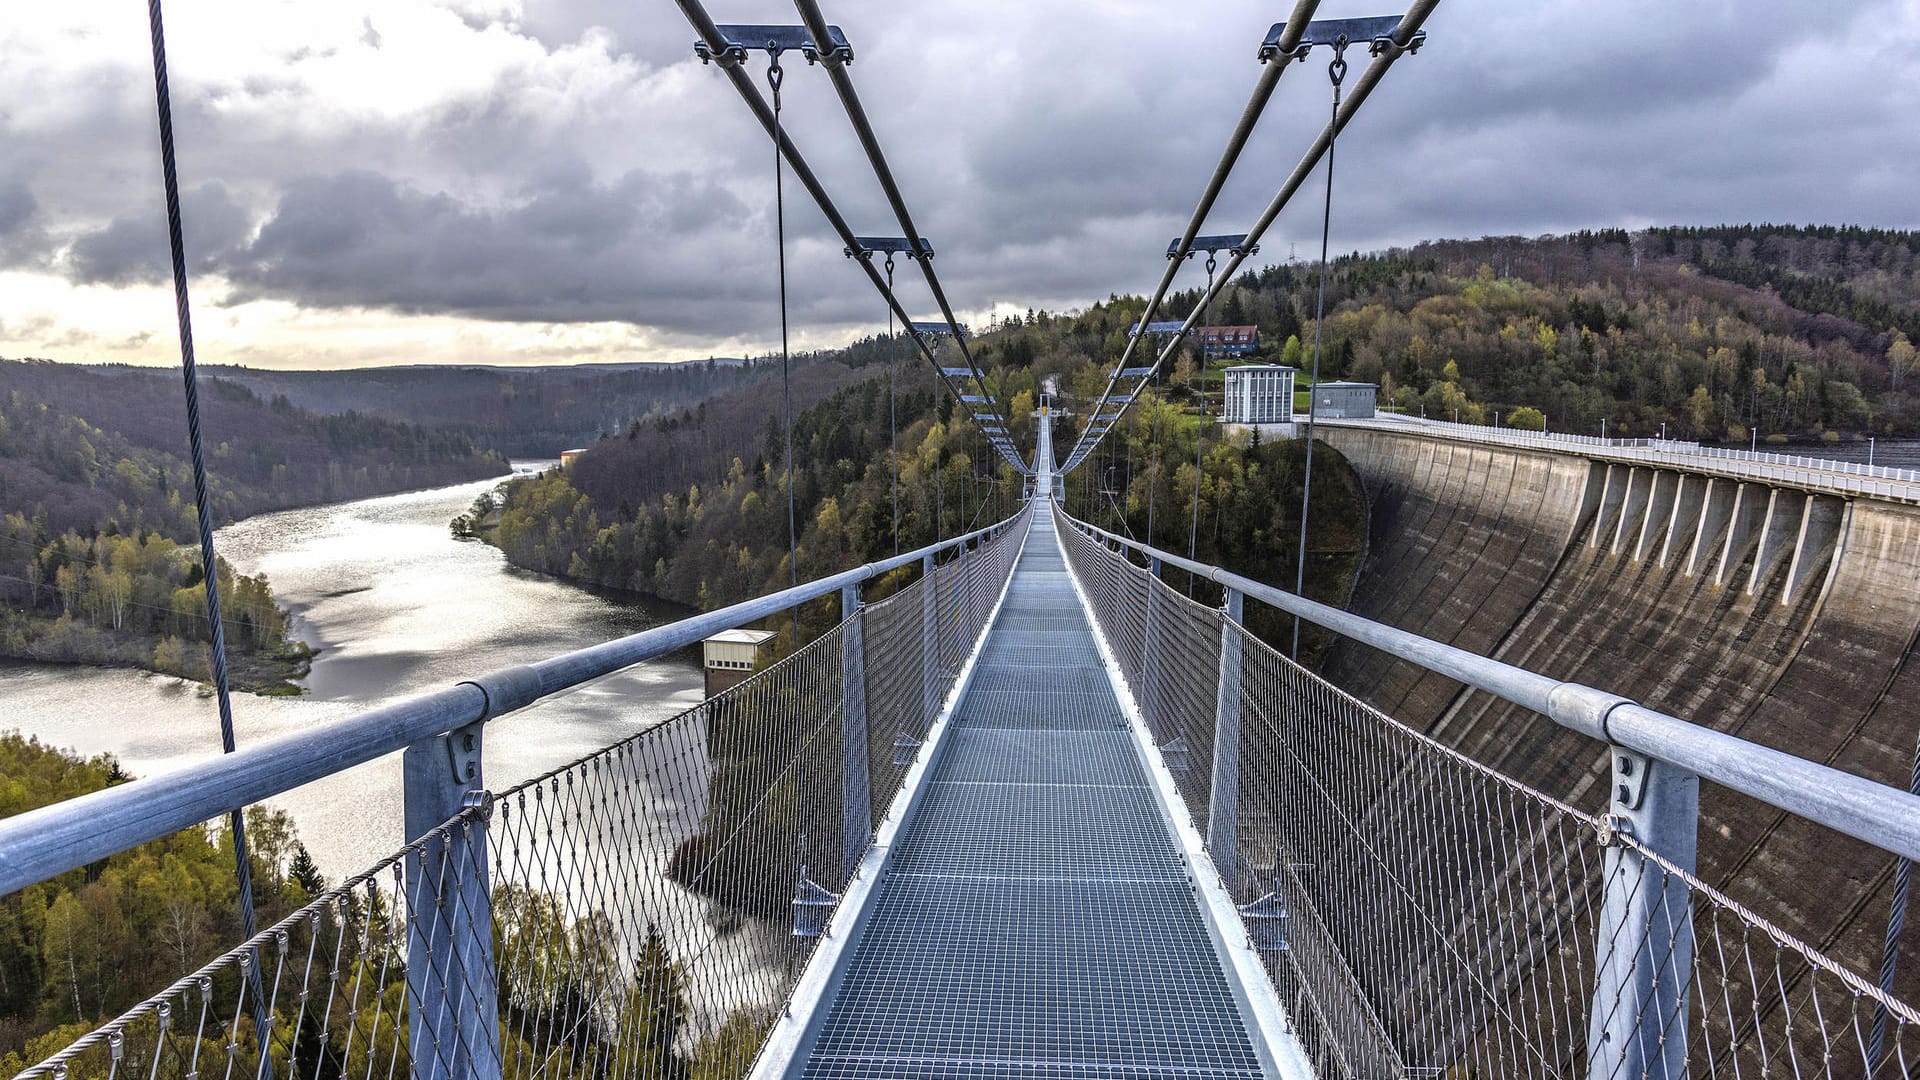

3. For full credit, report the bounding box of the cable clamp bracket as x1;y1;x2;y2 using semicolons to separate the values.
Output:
1259;15;1426;64
844;235;935;261
1167;233;1257;261
695;23;853;67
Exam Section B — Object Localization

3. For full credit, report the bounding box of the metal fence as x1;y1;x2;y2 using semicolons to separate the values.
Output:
1313;416;1920;505
1057;509;1920;1078
8;507;1031;1080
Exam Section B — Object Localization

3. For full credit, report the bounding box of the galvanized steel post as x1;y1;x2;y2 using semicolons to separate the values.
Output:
840;583;874;879
920;553;939;720
401;723;501;1080
1586;748;1697;1080
1207;588;1245;865
1142;558;1166;735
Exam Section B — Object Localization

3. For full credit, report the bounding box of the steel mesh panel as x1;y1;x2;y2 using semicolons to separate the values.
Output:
931;729;1144;786
1058;508;1920;1080
18;514;1037;1080
798;507;1269;1080
954;688;1124;730
802;879;1261;1080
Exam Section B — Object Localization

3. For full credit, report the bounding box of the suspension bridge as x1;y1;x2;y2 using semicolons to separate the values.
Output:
5;2;1920;1079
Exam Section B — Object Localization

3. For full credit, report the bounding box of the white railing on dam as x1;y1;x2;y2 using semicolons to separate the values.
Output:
1311;414;1920;505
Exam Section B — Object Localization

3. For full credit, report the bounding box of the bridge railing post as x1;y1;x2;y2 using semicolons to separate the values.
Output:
1207;587;1245;870
920;553;939;724
840;583;875;880
1142;558;1165;737
401;723;500;1080
1586;748;1697;1080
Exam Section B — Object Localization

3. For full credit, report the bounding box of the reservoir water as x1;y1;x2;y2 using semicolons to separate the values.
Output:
0;463;706;881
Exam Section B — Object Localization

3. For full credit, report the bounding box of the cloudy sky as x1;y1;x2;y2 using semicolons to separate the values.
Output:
1;1;1915;369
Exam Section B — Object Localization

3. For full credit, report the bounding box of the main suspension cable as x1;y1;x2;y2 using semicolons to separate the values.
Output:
1061;2;1435;475
1292;45;1346;659
1066;0;1320;464
675;1;1027;474
791;0;1023;463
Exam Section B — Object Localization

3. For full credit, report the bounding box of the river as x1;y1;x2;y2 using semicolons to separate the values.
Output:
0;463;707;881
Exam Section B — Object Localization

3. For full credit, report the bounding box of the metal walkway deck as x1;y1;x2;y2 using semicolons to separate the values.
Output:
794;504;1277;1079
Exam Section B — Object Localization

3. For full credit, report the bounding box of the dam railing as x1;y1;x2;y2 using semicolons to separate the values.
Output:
1312;415;1920;504
1056;506;1920;1079
0;506;1033;1080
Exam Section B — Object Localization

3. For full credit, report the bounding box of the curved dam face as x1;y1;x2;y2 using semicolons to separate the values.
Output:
1319;425;1920;1002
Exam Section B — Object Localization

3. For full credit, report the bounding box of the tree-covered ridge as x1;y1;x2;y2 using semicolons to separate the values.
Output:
0;733;328;1072
484;223;1920;650
202;357;786;458
0;358;506;684
487;342;1027;633
0;359;508;543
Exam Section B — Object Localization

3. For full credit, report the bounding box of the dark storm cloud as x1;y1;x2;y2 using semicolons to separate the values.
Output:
66;182;250;286
216;168;770;332
5;0;1918;353
0;175;55;270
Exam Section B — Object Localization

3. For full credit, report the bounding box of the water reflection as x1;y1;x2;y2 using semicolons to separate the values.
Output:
0;463;706;880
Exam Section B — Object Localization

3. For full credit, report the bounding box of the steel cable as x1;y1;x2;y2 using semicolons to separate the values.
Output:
1063;0;1321;471
1189;253;1217;593
1869;729;1920;1066
143;0;262;977
767;54;801;643
791;0;1023;466
1292;49;1345;659
1062;1;1438;475
672;0;1027;474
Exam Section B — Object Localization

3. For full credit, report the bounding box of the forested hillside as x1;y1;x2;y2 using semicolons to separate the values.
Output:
204;358;780;457
0;735;759;1079
0;360;506;538
1224;224;1920;441
0;735;326;1071
484;223;1920;652
0;359;506;685
486;339;1029;626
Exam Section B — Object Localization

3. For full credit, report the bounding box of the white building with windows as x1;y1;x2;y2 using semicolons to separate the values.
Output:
1222;364;1297;425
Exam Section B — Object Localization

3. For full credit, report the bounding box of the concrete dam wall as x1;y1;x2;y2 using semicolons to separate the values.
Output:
1319;425;1920;1004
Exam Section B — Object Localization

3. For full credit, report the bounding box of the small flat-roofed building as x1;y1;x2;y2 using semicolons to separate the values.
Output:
1222;365;1297;425
1198;325;1260;355
1309;381;1378;419
702;628;777;697
559;448;590;470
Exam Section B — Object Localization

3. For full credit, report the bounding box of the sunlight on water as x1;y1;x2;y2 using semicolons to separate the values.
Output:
0;463;705;879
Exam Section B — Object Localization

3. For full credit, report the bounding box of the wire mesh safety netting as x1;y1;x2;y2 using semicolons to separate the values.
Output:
13;508;1030;1080
1057;514;1920;1079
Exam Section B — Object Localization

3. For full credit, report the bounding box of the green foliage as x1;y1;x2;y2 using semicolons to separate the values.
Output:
0;734;320;1066
1064;397;1366;661
1506;406;1546;431
0;515;306;691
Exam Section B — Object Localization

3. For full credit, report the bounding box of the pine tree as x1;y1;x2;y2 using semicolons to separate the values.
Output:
288;843;327;899
612;925;688;1080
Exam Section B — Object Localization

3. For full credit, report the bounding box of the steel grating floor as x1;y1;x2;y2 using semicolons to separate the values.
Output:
796;507;1270;1080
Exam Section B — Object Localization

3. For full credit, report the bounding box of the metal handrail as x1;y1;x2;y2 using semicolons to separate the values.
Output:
1056;505;1920;864
1310;416;1920;504
0;511;1030;897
